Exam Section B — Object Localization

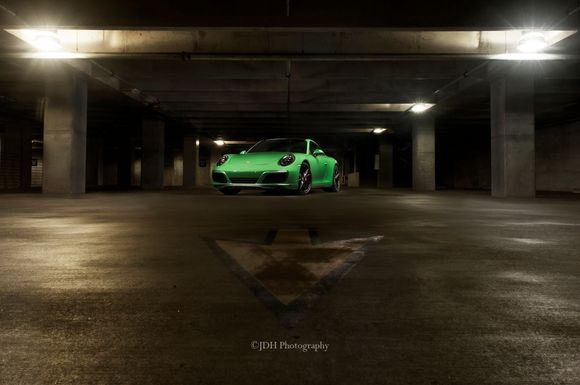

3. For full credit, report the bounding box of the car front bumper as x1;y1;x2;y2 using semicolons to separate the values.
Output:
212;169;299;190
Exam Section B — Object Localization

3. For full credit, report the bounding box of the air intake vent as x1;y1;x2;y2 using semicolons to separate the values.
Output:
230;177;258;184
262;172;288;183
212;172;227;183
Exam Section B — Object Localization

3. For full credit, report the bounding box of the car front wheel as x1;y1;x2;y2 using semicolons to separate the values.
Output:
297;163;312;195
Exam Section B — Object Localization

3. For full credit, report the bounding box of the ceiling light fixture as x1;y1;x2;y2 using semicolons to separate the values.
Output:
30;30;62;51
517;31;548;53
372;128;387;134
410;103;433;113
214;139;225;146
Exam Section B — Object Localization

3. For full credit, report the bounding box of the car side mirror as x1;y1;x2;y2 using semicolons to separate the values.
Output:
313;149;325;157
240;150;247;154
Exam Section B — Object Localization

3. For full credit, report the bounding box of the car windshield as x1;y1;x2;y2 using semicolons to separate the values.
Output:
247;139;307;154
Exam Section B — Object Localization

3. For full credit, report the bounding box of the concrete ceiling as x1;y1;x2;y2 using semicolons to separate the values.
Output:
0;1;579;139
1;0;579;29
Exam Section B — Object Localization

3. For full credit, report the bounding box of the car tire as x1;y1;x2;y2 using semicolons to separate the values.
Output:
297;162;312;195
323;165;341;192
220;189;241;195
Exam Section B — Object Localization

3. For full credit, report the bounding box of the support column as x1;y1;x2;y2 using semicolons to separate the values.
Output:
85;133;99;190
490;63;535;198
412;115;435;191
141;118;165;189
182;135;198;188
377;136;393;189
43;65;87;194
117;134;133;188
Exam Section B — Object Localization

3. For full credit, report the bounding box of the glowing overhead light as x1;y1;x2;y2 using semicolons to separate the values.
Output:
214;139;225;146
195;139;200;146
372;128;387;134
30;30;62;51
410;103;433;113
517;31;548;53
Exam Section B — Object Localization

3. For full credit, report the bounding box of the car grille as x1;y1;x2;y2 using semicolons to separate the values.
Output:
212;172;227;183
229;177;259;184
262;172;288;183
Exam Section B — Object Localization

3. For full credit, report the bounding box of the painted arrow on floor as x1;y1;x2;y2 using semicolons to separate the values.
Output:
206;229;383;327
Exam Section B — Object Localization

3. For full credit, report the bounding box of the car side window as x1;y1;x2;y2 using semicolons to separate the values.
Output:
309;142;320;155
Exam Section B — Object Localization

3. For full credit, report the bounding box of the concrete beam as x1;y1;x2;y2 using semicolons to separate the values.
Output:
5;29;576;56
163;102;413;112
79;62;472;85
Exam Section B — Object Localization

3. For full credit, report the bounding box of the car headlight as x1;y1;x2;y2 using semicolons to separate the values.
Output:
279;154;295;166
217;155;229;166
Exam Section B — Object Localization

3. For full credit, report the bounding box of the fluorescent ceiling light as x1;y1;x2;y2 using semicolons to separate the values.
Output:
410;103;434;113
214;139;225;146
517;31;548;53
372;128;387;134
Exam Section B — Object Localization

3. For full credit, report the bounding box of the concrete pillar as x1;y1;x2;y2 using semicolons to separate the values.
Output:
141;118;165;189
412;115;435;191
182;135;198;188
117;134;133;188
85;133;99;190
490;63;535;198
97;136;104;186
20;126;32;189
43;65;87;194
377;136;393;189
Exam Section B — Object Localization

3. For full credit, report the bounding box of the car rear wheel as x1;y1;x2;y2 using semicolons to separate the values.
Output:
297;163;312;195
323;165;341;192
220;188;241;195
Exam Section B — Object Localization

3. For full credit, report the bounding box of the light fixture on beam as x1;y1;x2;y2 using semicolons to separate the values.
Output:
30;30;62;51
214;139;225;146
409;103;434;113
372;128;387;134
517;31;548;53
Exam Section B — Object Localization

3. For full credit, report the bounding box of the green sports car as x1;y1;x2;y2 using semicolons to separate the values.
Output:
212;138;341;195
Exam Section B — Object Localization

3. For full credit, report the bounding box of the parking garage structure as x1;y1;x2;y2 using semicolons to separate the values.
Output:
1;1;580;384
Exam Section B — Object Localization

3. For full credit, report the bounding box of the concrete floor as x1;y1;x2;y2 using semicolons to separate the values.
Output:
0;188;579;385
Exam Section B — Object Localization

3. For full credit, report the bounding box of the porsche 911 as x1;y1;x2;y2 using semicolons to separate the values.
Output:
212;138;340;195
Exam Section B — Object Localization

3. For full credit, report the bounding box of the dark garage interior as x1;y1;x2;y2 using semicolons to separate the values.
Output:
1;1;580;384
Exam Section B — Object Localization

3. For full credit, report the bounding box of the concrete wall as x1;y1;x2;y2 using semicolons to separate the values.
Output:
436;125;491;190
536;121;580;193
0;125;32;190
436;121;580;193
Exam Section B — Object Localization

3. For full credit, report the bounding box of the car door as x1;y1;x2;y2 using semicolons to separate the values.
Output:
309;141;329;186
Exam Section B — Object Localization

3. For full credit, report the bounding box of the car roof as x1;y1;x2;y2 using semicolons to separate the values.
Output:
261;138;309;141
